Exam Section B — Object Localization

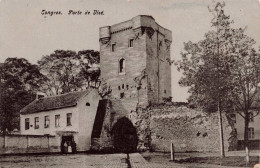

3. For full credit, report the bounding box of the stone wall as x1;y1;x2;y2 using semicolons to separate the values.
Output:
90;100;237;152
100;17;148;111
135;105;237;152
146;23;172;104
99;15;172;114
91;98;135;151
0;134;60;155
91;99;113;151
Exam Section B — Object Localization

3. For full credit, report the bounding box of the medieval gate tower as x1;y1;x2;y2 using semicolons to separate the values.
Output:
99;15;172;112
93;15;172;151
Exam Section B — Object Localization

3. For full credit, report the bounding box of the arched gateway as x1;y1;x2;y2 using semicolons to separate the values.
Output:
112;117;138;153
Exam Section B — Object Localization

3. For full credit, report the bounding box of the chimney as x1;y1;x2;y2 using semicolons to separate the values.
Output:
36;92;45;100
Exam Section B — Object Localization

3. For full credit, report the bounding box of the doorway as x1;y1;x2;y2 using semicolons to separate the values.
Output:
112;117;138;153
61;136;76;153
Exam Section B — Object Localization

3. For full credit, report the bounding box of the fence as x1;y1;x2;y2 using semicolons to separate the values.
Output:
0;134;60;154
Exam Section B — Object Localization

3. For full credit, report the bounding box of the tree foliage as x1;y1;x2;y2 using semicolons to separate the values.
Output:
38;50;100;96
0;58;45;134
176;1;260;151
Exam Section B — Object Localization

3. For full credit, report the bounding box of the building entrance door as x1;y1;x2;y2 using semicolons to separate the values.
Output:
61;136;76;153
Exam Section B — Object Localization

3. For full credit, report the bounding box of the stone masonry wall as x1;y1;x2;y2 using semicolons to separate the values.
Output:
99;15;172;115
146;26;172;104
100;19;148;113
98;16;175;152
91;99;136;151
135;105;237;152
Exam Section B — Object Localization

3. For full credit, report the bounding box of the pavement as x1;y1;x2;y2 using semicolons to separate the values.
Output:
0;152;259;168
0;153;177;168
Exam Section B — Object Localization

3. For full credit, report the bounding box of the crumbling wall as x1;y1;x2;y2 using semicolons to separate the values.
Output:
135;105;236;152
91;98;136;151
91;99;113;151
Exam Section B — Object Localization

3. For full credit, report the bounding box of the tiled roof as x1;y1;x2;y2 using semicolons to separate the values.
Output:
20;90;90;114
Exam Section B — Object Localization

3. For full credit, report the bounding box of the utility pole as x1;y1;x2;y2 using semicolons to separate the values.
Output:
208;1;226;157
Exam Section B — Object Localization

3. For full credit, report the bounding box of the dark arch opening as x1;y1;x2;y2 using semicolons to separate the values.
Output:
112;117;138;153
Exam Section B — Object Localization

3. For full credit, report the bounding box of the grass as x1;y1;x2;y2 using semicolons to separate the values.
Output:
141;152;260;167
177;156;259;167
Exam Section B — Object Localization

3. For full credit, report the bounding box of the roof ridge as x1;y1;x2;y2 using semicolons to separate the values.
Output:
20;89;94;115
40;90;88;99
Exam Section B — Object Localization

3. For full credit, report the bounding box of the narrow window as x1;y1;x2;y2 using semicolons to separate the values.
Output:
122;84;124;89
248;127;254;139
126;85;129;90
118;86;121;90
44;116;50;128
119;58;125;73
67;113;72;126
111;43;116;52
164;90;166;94
129;39;134;48
35;117;39;129
55;115;60;127
249;112;254;122
25;118;30;130
120;92;125;99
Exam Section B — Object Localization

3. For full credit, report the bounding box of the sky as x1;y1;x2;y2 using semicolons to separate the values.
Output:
1;0;260;102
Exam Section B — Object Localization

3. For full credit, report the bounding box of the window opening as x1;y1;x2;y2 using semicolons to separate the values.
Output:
25;118;30;130
120;92;125;99
129;39;134;47
55;115;60;127
35;117;39;129
67;113;72;126
119;58;125;73
111;43;116;52
44;116;50;128
248;127;254;139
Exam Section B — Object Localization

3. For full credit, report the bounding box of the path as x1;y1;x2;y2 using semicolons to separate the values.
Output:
0;152;256;168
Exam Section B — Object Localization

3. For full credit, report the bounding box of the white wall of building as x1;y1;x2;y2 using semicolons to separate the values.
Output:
20;106;79;136
234;111;260;140
77;90;101;151
20;90;102;152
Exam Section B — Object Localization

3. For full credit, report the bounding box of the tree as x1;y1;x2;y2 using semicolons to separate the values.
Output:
77;50;100;88
228;36;260;153
38;50;100;96
0;58;45;134
3;58;46;91
176;1;260;158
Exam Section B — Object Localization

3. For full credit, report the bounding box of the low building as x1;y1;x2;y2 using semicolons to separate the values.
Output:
231;111;260;149
20;89;101;152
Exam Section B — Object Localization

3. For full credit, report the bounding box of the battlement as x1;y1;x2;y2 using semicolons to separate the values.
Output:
99;15;172;43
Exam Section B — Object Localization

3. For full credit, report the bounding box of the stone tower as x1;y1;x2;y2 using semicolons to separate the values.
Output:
92;15;172;152
99;15;172;113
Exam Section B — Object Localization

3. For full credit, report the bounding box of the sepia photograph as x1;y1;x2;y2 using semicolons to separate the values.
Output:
0;0;260;167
